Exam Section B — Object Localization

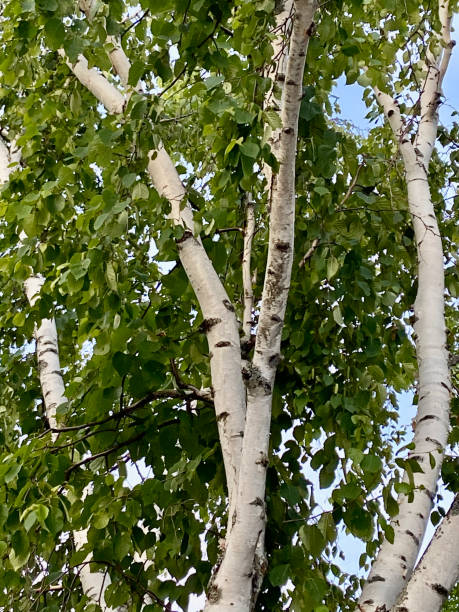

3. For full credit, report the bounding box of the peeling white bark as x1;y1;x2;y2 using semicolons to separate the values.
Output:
204;2;316;609
74;528;115;612
23;276;65;433
359;4;453;609
61;37;246;509
393;495;459;612
58;50;125;115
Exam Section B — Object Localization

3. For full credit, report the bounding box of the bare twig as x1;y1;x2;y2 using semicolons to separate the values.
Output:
337;163;364;208
299;238;320;268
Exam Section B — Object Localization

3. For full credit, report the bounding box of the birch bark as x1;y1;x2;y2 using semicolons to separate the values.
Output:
0;137;117;610
61;20;246;511
393;495;459;612
359;3;454;609
204;2;316;609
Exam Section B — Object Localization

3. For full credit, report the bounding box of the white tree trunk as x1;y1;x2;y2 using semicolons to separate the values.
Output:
23;276;65;434
359;3;453;607
204;2;316;609
393;495;459;612
61;30;247;510
0;135;117;612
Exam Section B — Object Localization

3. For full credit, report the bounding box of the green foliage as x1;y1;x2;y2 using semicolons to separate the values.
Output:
0;0;457;610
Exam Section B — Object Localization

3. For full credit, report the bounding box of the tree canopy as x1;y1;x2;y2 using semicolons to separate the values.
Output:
0;0;457;610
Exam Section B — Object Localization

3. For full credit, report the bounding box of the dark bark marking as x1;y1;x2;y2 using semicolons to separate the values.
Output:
222;299;235;312
200;317;221;332
269;353;281;368
431;583;448;597
271;314;281;322
306;21;315;36
388;109;394;117
274;240;290;252
217;411;229;422
242;365;272;394
400;555;407;562
405;530;420;546
249;497;264;506
286;79;296;86
215;341;231;348
283;127;294;135
418;414;439;424
176;229;193;244
207;584;221;604
368;575;386;583
38;347;59;357
255;454;269;467
425;436;442;448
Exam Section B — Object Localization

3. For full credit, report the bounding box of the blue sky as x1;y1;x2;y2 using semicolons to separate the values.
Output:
335;16;459;131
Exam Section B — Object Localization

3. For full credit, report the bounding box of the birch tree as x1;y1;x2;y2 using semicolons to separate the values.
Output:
0;0;457;611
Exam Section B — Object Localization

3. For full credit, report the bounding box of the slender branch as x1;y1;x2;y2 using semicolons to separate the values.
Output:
242;198;256;340
438;0;455;89
121;9;150;39
337;163;363;208
45;387;212;435
299;237;320;268
65;431;146;479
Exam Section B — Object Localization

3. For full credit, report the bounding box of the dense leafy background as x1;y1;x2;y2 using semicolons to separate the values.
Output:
0;0;457;610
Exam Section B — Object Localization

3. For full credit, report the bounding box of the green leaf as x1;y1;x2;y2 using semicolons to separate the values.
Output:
332;305;344;326
4;463;21;484
106;261;118;292
239;141;260;159
131;98;148;120
327;255;339;279
39;0;58;10
94;512;110;529
113;352;131;377
360;454;382;474
269;563;290;587
132;183;149;201
128;60;146;86
204;75;224;90
44;17;65;49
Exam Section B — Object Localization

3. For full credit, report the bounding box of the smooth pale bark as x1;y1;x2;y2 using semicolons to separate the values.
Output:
0;137;116;609
263;0;294;198
61;35;246;509
74;528;115;612
393;495;459;612
23;276;65;434
204;2;316;610
359;4;453;609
